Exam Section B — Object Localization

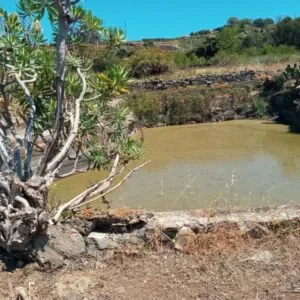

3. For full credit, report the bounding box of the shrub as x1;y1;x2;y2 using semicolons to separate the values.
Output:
190;29;211;36
127;86;257;126
127;88;210;126
127;48;172;78
191;37;218;59
92;53;121;72
217;26;242;53
209;51;246;66
251;96;269;117
172;52;206;68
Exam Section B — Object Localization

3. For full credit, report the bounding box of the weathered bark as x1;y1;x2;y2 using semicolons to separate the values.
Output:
15;73;37;181
0;174;48;253
36;0;70;176
45;68;87;174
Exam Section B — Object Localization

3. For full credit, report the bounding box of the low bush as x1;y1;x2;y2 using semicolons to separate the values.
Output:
127;48;172;78
251;96;269;117
127;88;211;126
171;52;207;68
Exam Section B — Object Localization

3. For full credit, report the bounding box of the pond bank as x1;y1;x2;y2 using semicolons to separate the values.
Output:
127;83;269;127
6;235;300;299
18;205;300;269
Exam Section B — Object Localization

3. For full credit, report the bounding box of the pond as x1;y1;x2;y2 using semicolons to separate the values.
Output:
51;120;300;211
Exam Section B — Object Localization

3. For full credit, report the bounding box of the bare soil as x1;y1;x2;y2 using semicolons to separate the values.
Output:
2;226;300;300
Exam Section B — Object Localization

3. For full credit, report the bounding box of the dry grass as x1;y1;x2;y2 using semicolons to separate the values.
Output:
182;223;252;254
4;223;300;299
146;61;290;81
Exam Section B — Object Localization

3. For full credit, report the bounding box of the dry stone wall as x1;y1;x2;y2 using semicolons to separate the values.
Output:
129;70;273;91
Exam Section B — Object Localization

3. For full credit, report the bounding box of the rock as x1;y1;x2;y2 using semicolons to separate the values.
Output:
102;249;115;260
65;218;94;236
238;221;270;239
115;232;145;246
87;232;120;250
47;225;86;258
35;246;65;270
174;226;195;251
223;110;235;121
87;230;146;254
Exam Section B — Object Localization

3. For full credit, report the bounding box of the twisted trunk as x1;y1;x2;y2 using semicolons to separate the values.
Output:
0;174;48;253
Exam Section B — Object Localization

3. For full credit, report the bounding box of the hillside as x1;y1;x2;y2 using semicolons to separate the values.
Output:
76;15;300;81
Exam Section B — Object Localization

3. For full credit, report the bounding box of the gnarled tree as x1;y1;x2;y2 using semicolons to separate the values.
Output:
0;0;144;255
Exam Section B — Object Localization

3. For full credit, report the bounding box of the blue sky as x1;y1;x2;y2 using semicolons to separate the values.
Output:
0;0;299;40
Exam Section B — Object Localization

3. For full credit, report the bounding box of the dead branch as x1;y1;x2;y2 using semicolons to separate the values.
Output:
50;153;120;224
71;160;151;209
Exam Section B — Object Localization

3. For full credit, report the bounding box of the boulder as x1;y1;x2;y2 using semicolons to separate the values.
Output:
47;225;86;258
87;232;120;251
238;221;270;239
35;246;65;270
174;226;196;251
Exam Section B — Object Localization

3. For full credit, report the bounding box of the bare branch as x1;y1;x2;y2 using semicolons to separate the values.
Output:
84;94;103;102
14;195;30;209
15;73;37;180
50;154;120;224
56;168;86;179
71;160;151;210
45;67;87;174
56;146;85;178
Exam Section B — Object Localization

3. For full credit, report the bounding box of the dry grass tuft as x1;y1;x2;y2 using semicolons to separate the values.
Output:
183;224;252;254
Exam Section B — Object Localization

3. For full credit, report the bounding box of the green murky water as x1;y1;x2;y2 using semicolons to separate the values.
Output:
51;120;300;211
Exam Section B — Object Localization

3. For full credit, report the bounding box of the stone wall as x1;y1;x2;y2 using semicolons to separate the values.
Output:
32;206;300;270
129;70;274;91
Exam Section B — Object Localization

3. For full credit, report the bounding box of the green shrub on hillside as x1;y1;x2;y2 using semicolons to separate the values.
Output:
190;37;218;59
217;26;242;53
172;52;206;68
127;48;172;78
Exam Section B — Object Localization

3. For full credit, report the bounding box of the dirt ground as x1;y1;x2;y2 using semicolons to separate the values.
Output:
1;228;300;300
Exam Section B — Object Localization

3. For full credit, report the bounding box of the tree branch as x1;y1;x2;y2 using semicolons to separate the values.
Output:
0;132;11;170
50;153;120;224
36;2;70;176
45;67;87;174
0;82;23;177
71;160;151;210
84;94;102;102
15;73;37;180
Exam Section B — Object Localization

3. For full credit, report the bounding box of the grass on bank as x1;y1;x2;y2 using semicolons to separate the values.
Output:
127;84;268;127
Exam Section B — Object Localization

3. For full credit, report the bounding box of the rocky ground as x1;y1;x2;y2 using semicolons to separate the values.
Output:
2;225;300;300
1;207;300;299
